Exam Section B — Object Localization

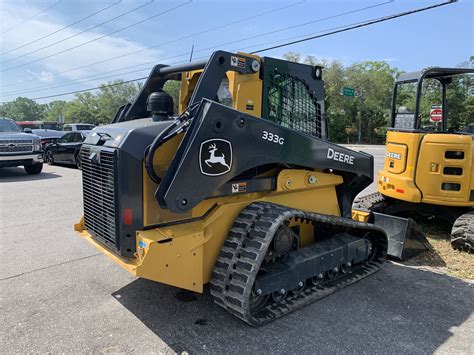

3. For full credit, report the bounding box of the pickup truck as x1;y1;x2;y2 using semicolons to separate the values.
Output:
0;117;44;174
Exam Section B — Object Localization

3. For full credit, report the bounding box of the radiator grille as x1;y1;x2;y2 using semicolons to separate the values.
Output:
0;140;33;153
266;70;323;138
81;146;118;248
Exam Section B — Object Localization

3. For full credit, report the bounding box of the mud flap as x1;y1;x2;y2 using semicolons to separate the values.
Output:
372;212;429;260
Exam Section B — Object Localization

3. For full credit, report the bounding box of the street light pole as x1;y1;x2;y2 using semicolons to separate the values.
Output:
357;88;365;144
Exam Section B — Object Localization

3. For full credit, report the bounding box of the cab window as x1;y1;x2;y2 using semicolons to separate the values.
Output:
58;133;73;143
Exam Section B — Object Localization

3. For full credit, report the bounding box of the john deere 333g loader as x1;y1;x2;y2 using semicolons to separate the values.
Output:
75;51;390;325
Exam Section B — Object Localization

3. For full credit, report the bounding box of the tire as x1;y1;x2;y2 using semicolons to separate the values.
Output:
75;154;82;170
45;150;54;165
451;210;474;253
24;163;43;175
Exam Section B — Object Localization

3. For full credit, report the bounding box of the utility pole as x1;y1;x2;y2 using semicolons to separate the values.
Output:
357;88;365;144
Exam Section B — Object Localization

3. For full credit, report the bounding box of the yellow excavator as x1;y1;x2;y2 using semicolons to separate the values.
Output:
354;67;473;254
75;50;405;325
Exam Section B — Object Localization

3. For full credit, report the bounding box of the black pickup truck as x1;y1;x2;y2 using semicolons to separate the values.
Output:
0;117;44;174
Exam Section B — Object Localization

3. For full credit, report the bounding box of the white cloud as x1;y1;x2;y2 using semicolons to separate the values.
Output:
26;69;54;82
0;2;164;88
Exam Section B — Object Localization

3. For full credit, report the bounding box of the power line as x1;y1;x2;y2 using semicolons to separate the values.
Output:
251;0;457;54
0;0;388;91
1;0;63;34
0;1;122;56
0;0;156;66
26;77;149;101
6;0;456;103
0;1;392;98
22;54;211;101
0;0;303;84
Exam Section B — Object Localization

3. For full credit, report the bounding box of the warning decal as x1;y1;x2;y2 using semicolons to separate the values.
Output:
231;56;246;68
231;182;247;193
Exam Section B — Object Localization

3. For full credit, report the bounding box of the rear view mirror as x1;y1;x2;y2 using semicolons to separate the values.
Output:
24;128;32;133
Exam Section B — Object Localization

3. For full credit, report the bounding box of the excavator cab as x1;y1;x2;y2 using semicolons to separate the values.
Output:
355;68;474;254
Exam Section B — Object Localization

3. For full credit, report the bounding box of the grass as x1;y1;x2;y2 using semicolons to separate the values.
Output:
402;217;474;280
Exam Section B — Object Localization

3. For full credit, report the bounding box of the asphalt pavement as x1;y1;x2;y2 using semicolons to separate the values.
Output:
1;147;473;354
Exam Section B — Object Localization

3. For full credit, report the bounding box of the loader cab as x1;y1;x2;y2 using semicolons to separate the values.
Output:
380;67;474;208
116;51;326;139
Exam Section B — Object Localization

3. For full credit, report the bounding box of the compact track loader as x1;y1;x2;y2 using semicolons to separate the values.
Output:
354;68;473;254
75;51;389;325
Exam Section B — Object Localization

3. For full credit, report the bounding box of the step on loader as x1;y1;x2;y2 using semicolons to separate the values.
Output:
75;51;401;325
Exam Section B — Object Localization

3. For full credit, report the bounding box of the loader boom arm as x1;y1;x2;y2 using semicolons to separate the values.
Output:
156;100;373;217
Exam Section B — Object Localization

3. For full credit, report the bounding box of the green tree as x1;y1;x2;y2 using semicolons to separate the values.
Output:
95;80;142;122
44;100;67;121
62;80;142;124
0;97;45;121
64;92;99;124
163;80;181;112
282;51;398;143
346;61;397;143
282;52;301;63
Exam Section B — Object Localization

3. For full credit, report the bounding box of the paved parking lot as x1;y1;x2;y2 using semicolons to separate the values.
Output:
1;147;473;354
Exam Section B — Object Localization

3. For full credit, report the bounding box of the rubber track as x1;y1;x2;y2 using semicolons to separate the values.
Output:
210;202;387;326
451;209;474;253
353;192;386;211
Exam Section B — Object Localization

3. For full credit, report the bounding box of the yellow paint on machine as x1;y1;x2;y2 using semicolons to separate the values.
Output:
75;170;342;293
378;131;473;207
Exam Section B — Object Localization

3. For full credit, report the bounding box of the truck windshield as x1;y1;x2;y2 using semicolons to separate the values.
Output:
0;120;22;132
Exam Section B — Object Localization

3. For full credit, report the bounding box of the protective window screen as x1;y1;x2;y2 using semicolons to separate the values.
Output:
266;70;322;138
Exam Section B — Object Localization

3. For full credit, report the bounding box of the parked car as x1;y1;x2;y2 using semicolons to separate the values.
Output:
44;131;90;169
63;123;96;131
0;117;44;174
32;129;66;149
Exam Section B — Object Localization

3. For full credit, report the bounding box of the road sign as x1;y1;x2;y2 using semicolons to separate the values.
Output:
430;105;443;122
341;87;356;97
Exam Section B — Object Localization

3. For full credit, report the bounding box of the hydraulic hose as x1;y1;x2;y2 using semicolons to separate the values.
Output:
145;121;179;184
145;103;198;184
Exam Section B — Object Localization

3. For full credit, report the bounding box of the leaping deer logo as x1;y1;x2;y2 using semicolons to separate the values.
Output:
205;143;230;169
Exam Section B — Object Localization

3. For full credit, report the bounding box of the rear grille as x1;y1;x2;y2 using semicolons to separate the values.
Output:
0;140;33;153
81;146;118;248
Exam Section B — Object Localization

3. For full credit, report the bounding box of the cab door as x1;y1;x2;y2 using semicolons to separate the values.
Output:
53;132;74;161
63;132;84;163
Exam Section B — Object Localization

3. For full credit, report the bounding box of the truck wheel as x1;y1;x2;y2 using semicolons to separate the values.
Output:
75;154;82;170
45;150;54;165
24;163;43;175
451;210;473;253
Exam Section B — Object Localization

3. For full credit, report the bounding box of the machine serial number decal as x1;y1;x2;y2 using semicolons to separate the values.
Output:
262;130;284;145
386;152;401;160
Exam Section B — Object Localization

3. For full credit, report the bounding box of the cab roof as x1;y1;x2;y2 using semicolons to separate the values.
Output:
396;67;474;84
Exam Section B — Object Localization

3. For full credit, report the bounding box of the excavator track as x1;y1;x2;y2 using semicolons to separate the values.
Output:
210;202;387;326
451;209;474;253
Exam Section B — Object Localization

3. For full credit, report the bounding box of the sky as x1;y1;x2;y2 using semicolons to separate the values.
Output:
0;0;472;104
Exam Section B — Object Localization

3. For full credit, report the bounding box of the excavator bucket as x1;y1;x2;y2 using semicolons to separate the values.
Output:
371;212;429;260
